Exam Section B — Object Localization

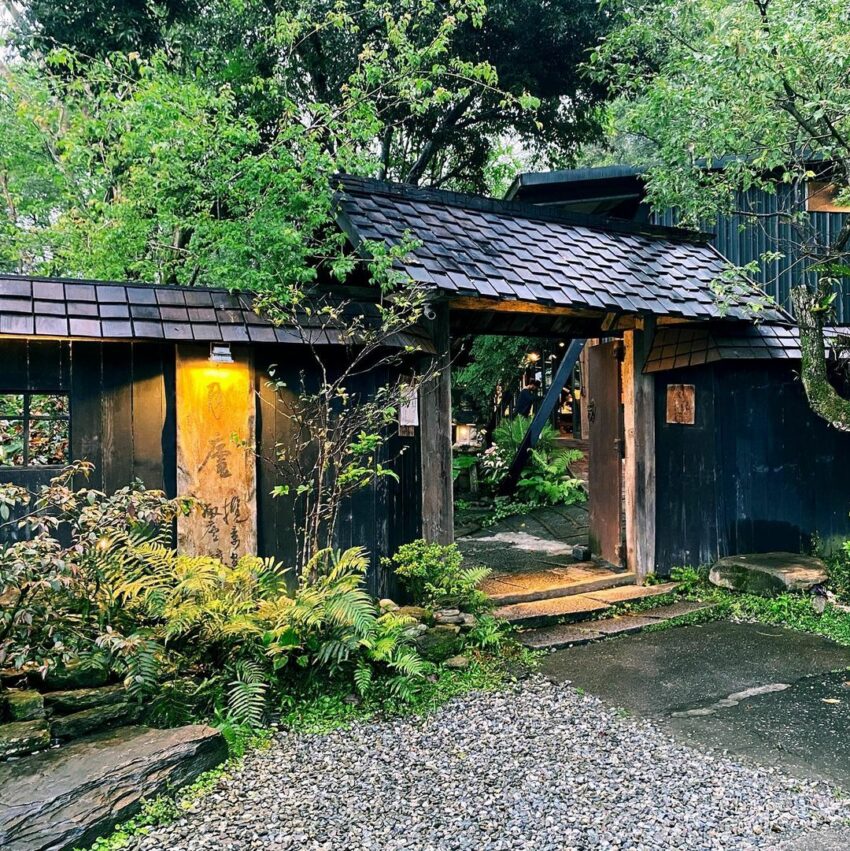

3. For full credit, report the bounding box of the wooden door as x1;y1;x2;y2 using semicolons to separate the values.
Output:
587;341;625;566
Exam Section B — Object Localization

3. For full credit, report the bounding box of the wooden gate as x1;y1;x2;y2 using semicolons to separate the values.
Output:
587;340;625;566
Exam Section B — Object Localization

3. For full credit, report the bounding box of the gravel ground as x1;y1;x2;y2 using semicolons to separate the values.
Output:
132;677;847;851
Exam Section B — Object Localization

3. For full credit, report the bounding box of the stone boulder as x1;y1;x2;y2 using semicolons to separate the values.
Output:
6;690;45;721
415;625;461;662
0;719;51;760
709;552;828;596
0;724;227;851
29;663;109;692
43;684;126;715
50;701;141;742
395;605;429;623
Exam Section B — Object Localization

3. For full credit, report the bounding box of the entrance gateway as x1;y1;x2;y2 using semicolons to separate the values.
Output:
336;175;790;582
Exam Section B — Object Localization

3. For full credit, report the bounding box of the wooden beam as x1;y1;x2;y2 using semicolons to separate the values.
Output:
448;296;599;319
623;321;657;580
499;339;586;495
419;303;454;544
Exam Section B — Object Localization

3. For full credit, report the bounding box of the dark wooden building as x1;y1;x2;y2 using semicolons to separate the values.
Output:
0;274;427;596
3;176;849;584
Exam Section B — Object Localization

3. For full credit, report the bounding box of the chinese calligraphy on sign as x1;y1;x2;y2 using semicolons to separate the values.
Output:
176;346;257;561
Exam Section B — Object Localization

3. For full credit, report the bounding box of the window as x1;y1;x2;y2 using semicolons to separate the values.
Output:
0;393;70;467
807;181;850;213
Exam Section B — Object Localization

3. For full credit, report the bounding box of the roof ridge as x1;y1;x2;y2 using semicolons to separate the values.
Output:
336;174;714;244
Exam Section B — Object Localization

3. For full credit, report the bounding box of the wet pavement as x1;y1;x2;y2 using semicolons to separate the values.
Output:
541;621;850;792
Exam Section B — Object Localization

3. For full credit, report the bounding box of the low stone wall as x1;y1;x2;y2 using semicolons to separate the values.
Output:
0;666;139;759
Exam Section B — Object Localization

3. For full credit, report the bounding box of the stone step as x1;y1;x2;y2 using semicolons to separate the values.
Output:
482;567;636;606
494;582;679;628
0;724;227;851
519;600;716;650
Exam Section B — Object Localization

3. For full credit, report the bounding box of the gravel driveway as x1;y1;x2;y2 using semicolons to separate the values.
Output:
132;678;847;851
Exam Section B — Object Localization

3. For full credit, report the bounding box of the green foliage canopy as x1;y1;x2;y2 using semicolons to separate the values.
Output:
594;0;850;430
10;0;611;192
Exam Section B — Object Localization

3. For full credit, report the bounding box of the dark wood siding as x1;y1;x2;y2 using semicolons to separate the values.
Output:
654;183;850;322
654;361;850;572
2;339;421;587
253;347;422;594
0;340;174;500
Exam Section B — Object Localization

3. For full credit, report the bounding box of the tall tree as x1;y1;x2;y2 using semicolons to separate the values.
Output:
10;0;611;191
595;0;850;431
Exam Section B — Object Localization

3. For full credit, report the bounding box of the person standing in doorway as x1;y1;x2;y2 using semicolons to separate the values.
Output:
516;379;541;416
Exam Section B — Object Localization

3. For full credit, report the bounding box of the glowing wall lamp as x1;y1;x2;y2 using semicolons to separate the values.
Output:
209;342;234;364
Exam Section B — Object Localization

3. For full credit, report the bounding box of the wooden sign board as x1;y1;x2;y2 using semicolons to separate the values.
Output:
176;345;257;561
666;383;696;425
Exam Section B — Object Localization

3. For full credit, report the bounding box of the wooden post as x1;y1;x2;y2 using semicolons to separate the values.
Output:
623;320;656;580
419;303;454;544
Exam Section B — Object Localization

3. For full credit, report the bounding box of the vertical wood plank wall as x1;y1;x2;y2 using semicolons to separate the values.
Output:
1;340;422;589
653;360;850;571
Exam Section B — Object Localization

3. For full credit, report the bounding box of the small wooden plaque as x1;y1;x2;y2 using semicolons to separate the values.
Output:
666;384;695;425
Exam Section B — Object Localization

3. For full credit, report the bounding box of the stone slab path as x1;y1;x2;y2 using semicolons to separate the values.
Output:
127;678;846;851
456;503;589;575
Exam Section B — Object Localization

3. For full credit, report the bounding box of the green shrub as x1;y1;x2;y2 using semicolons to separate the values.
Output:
384;540;491;612
517;446;585;506
0;465;427;734
826;541;850;603
485;416;585;507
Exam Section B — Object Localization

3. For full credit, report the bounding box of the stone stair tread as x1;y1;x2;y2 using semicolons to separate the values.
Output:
583;582;679;604
482;567;635;605
494;594;611;625
519;600;716;650
0;724;226;851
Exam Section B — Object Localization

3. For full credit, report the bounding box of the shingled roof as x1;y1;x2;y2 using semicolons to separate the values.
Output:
644;324;850;373
0;274;433;350
336;176;789;324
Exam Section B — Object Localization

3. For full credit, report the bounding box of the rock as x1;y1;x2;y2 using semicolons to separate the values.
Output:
572;544;592;562
402;623;428;640
0;723;227;851
709;552;828;596
6;690;44;721
0;719;50;760
30;663;109;692
415;625;461;662
444;655;470;670
395;605;429;623
434;608;464;625
459;613;478;630
378;598;399;612
43;684;126;716
0;669;26;689
51;701;140;742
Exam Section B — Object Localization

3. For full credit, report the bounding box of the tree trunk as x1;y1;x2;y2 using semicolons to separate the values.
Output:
792;284;850;432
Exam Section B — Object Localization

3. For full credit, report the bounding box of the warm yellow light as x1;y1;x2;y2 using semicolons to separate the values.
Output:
526;351;541;363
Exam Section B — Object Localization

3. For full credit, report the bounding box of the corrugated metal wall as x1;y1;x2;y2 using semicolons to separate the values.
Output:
654;184;850;322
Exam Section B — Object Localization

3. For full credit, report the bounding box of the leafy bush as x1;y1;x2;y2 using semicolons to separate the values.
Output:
384;540;491;612
517;446;585;506
484;416;585;507
826;541;850;603
452;453;478;482
0;465;427;730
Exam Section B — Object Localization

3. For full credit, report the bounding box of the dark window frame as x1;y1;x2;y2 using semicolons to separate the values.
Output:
0;390;71;469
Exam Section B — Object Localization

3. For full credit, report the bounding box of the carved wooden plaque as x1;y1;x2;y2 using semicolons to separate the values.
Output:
666;383;696;425
176;345;257;561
